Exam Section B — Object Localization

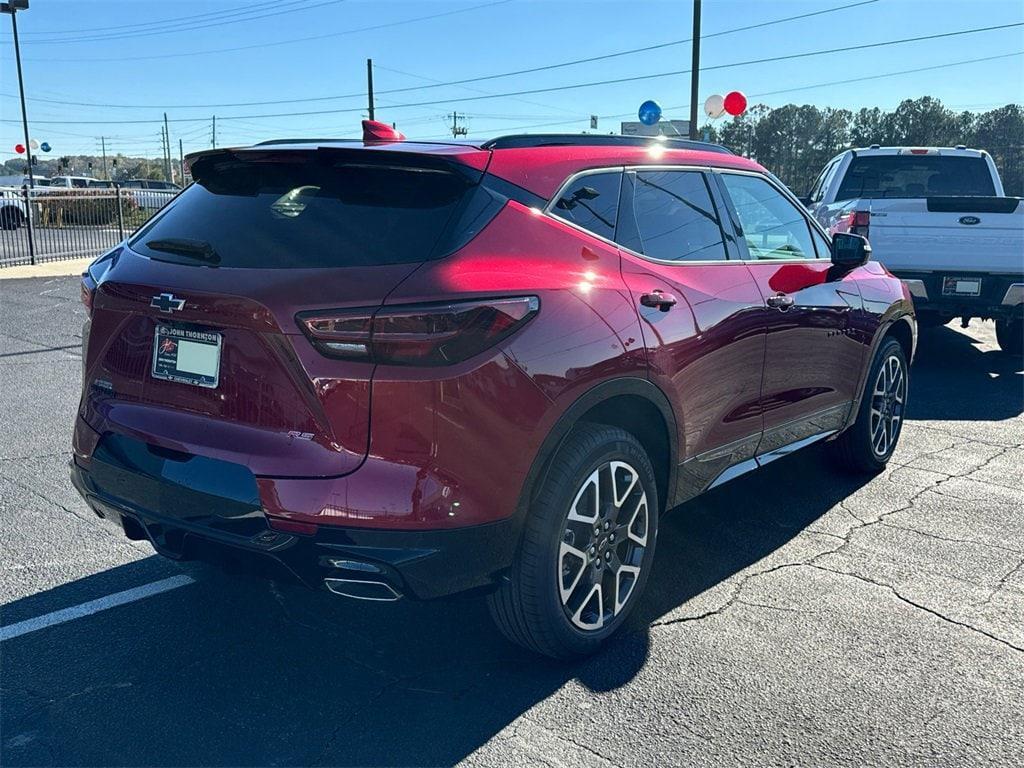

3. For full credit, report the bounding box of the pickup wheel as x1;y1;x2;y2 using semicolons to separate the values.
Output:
995;318;1023;356
829;338;908;474
0;206;24;230
488;424;659;659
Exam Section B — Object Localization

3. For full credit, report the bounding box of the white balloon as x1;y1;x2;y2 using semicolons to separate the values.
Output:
704;94;725;119
29;139;39;150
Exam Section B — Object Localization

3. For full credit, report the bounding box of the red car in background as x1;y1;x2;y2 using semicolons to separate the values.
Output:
72;125;915;657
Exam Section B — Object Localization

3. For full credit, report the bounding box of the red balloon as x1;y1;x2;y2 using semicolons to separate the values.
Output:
724;91;747;116
14;144;25;154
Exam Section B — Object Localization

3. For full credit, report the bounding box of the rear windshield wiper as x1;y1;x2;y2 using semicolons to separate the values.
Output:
144;238;220;264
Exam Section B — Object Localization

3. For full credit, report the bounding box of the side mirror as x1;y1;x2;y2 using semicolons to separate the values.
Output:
831;232;871;269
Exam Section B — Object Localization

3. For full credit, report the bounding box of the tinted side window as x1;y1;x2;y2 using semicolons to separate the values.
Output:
721;173;817;260
552;171;621;241
632;171;727;262
809;157;839;203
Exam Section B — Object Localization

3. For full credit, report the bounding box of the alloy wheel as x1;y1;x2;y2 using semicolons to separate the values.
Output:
869;353;906;458
558;460;649;631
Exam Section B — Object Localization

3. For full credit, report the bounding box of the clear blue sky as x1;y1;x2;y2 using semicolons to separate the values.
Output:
1;0;1022;162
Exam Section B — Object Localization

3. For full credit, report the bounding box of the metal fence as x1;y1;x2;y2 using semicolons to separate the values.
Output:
0;186;177;268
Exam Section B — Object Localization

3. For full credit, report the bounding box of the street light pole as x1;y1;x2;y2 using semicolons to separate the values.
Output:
688;0;701;140
3;1;35;188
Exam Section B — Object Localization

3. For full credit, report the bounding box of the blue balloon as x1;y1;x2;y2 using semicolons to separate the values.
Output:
638;100;662;126
40;142;51;152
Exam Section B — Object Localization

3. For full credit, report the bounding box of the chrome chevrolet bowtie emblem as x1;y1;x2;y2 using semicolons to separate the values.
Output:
150;292;186;313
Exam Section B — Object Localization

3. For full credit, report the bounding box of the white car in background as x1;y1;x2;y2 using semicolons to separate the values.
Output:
0;186;29;229
804;146;1024;353
121;178;181;210
0;174;48;187
49;175;99;188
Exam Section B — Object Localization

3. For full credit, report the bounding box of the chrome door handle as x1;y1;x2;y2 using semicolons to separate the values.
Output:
640;291;677;312
766;293;795;310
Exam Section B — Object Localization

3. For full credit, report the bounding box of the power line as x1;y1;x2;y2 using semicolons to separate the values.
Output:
457;51;1024;137
16;0;513;63
15;0;318;36
374;64;579;118
4;24;1022;126
12;0;346;45
5;0;880;109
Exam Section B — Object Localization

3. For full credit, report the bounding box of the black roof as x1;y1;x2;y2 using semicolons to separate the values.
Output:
480;134;734;154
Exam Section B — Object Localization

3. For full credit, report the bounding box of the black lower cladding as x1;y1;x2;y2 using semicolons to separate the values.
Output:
71;434;516;599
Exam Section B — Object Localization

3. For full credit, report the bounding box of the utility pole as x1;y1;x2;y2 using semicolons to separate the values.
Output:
688;0;701;140
211;115;217;148
100;136;108;179
178;139;185;186
3;1;34;188
366;58;375;121
160;126;167;181
449;112;468;138
163;113;172;182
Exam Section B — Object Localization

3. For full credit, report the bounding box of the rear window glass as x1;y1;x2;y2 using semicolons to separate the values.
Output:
130;156;477;268
836;155;996;200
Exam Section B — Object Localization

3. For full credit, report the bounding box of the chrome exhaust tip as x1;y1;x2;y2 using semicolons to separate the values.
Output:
324;577;402;602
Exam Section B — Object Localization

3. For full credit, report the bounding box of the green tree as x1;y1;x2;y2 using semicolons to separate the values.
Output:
850;107;884;147
970;104;1024;195
879;96;961;146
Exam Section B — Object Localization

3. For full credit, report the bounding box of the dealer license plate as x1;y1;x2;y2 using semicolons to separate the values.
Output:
152;325;222;388
942;277;981;297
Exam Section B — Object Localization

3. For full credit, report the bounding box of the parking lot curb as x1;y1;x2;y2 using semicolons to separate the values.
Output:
0;257;93;280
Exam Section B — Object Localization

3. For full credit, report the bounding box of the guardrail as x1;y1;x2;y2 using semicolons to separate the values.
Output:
0;185;177;268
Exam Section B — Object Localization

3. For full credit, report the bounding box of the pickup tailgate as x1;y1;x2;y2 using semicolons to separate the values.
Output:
863;197;1024;273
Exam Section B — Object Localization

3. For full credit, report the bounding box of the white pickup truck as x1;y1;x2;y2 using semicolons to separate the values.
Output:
804;146;1023;353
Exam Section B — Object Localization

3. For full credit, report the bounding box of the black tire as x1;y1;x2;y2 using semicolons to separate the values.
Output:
829;337;908;474
488;423;659;659
995;318;1023;356
0;206;24;230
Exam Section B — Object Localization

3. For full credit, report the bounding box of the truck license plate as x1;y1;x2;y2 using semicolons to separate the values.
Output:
942;277;981;297
152;325;222;388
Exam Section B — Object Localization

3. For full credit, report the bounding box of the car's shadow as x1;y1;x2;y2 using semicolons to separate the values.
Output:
1;446;869;768
2;322;1018;766
908;322;1022;421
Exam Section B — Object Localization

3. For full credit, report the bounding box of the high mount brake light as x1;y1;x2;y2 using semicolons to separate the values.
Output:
299;297;540;366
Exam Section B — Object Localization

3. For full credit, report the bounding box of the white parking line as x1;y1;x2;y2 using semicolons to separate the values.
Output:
0;575;195;642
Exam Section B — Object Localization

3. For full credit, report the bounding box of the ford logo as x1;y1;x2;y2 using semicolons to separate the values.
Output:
958;215;981;226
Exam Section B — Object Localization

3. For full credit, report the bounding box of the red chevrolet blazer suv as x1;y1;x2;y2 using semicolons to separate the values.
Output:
71;126;916;657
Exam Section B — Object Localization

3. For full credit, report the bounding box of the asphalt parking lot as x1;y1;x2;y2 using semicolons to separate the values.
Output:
1;274;1022;767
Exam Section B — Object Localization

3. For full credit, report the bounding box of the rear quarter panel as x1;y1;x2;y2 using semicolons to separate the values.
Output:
367;200;649;527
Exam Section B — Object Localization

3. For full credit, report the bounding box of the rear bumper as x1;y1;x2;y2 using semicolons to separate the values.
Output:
69;456;516;600
897;271;1024;319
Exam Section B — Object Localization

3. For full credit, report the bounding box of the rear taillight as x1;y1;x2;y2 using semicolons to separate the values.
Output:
836;209;871;239
80;272;96;316
299;296;540;366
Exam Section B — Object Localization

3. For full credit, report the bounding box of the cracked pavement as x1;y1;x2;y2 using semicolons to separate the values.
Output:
2;275;1022;767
